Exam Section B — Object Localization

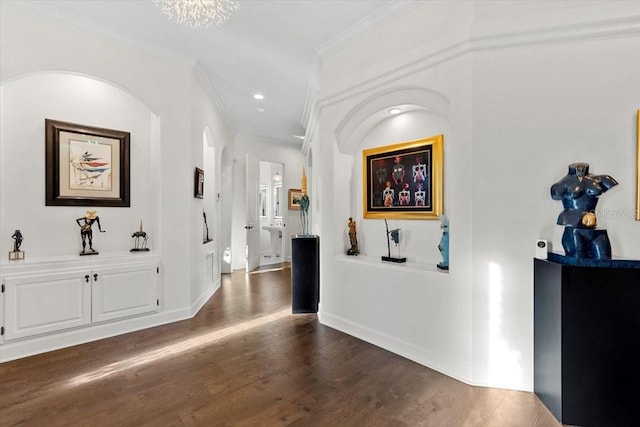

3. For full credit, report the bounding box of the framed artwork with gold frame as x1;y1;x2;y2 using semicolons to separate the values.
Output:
363;135;443;219
636;110;639;220
288;188;303;210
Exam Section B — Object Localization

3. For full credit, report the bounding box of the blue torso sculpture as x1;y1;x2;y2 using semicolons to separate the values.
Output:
550;163;617;259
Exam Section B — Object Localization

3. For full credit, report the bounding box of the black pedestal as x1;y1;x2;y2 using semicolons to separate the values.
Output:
291;235;319;314
534;258;640;427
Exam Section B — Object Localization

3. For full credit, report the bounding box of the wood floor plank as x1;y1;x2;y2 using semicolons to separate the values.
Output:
0;267;560;426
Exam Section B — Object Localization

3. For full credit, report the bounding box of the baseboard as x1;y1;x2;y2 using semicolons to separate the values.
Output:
190;278;220;317
318;310;533;391
318;310;470;386
0;307;192;363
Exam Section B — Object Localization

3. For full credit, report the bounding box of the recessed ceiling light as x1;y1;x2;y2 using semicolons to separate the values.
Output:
389;108;402;115
293;135;305;140
253;93;265;100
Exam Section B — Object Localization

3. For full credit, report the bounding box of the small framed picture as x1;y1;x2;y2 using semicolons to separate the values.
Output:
288;188;303;210
194;167;204;199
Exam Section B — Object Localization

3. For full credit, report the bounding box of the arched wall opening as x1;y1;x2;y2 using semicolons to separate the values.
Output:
317;82;474;388
0;72;161;258
332;85;452;266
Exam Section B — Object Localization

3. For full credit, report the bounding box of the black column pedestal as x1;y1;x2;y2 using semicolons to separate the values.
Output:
291;235;319;314
534;258;640;427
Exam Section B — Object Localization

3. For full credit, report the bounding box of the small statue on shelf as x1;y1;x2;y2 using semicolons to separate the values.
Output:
203;210;212;243
347;217;359;256
11;229;23;252
382;219;406;263
9;229;25;261
76;210;105;256
131;221;150;252
437;215;449;271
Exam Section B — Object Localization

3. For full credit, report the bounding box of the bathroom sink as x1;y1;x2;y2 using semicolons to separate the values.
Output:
262;225;283;234
262;226;282;257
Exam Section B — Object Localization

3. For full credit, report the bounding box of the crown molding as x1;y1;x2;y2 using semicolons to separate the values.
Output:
300;56;321;130
316;0;425;60
303;12;640;133
471;14;640;52
301;0;424;137
192;62;236;135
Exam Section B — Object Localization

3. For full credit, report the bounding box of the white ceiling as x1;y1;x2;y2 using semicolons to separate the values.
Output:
3;0;420;146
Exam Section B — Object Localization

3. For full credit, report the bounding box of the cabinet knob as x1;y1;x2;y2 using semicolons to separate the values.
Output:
85;275;90;283
93;273;98;281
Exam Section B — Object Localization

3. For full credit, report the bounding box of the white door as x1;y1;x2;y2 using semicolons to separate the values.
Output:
245;153;260;272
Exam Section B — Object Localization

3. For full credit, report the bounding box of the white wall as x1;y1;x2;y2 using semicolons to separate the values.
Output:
189;69;234;308
0;6;233;360
219;146;233;274
469;5;640;388
309;0;640;391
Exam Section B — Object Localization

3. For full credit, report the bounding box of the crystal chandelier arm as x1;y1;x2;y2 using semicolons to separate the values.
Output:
154;0;240;29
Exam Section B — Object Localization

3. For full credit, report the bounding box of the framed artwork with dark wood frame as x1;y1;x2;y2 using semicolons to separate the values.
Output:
45;119;130;207
288;188;303;210
194;167;204;199
363;135;443;219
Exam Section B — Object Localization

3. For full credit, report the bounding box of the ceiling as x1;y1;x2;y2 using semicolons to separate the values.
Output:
3;0;418;147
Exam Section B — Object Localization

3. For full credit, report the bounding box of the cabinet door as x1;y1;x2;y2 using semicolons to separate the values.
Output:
3;270;91;340
91;263;158;323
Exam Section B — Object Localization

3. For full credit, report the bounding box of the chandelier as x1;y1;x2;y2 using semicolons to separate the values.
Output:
154;0;240;29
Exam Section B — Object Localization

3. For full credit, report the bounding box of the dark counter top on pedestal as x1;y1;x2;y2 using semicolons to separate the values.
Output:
547;252;640;269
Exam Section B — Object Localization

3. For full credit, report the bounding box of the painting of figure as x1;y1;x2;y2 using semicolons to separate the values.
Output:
69;139;112;191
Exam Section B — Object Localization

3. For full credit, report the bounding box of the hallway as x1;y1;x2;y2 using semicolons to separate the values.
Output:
0;267;559;426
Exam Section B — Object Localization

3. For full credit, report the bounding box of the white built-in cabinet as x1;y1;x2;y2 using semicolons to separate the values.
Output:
91;263;158;323
0;255;159;344
2;269;91;340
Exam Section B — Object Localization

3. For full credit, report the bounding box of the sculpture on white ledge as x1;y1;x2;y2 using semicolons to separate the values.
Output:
382;219;405;263
437;215;449;271
76;210;105;256
347;217;359;256
9;229;25;261
131;221;150;252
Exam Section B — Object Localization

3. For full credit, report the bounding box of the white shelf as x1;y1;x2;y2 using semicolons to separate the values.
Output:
1;251;159;274
334;253;447;274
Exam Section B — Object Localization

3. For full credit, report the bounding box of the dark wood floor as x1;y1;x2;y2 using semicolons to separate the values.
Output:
0;266;560;427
